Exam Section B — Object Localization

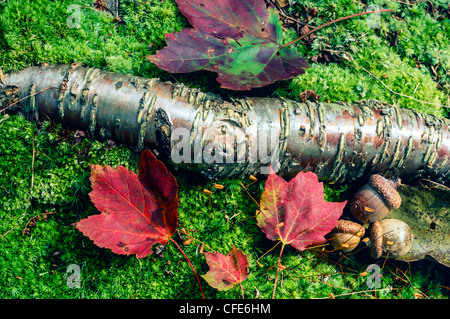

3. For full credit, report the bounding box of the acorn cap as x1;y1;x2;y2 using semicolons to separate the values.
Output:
332;219;365;238
329;220;365;253
369;221;383;259
368;175;401;209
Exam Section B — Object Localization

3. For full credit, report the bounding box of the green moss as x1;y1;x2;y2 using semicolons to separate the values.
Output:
0;0;188;79
282;0;450;117
1;0;449;299
0;113;447;299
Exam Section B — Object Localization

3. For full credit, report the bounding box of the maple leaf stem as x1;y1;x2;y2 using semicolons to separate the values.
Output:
272;242;286;299
169;237;205;299
240;282;245;299
281;9;393;48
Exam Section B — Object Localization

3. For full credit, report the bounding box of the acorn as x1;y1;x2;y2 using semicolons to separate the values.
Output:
350;174;401;224
368;219;414;259
329;220;366;252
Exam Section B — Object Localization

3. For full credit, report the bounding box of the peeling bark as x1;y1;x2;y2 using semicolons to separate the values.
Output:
1;64;449;184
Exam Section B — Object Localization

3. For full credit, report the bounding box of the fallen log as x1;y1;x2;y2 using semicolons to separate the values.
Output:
1;63;449;184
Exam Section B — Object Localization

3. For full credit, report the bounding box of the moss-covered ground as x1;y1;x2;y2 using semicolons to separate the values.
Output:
0;0;449;299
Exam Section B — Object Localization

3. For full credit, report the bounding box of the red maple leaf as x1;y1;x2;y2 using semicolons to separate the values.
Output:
258;168;346;250
75;150;178;258
76;150;205;298
202;245;249;296
149;1;391;90
148;0;309;90
257;168;346;297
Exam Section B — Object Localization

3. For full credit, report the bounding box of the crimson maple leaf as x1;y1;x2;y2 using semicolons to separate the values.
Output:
202;245;249;295
257;168;346;298
148;0;310;90
257;168;346;250
75;150;178;258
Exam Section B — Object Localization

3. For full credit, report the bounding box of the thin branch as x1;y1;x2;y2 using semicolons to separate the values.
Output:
419;178;450;192
238;180;260;208
22;211;56;236
257;241;282;264
391;266;431;299
276;7;304;26
317;287;397;298
282;9;393;47
189;236;215;253
29;137;36;197
0;87;57;113
355;65;450;108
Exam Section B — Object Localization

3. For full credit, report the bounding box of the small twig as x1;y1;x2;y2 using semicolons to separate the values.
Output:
0;87;57;113
238;180;260;208
22;211;56;236
419;178;450;192
0;67;5;84
393;266;431;299
351;0;368;6
257;241;282;266
176;282;195;299
426;0;436;17
446;86;450;107
391;0;415;5
0;113;9;124
282;9;393;47
276;8;304;26
30;138;36;196
393;29;399;47
318;287;397;298
354;65;450;108
187;234;216;253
